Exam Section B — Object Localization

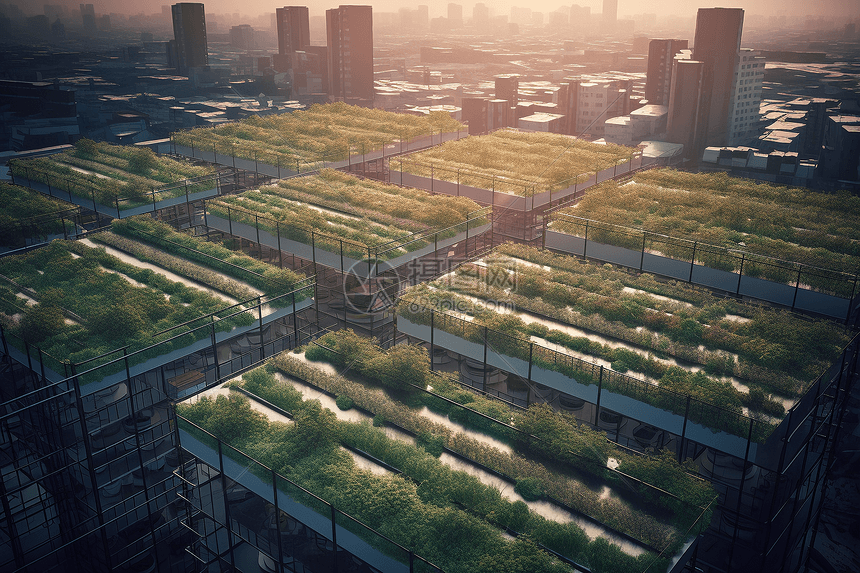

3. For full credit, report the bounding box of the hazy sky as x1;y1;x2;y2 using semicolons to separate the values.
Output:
71;0;857;20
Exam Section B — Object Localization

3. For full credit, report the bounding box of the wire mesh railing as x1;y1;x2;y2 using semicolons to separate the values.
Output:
8;160;230;219
177;416;445;573
397;303;771;443
547;213;859;319
201;200;492;277
170;127;468;178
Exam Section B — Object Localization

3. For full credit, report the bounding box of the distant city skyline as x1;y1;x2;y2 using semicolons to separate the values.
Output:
20;0;858;22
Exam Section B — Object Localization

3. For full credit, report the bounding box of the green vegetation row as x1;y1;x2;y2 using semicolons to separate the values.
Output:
208;170;481;261
552;169;860;284
181;358;685;573
0;182;74;246
399;129;636;196
484;244;848;387
173;102;464;168
0;240;256;372
277;332;712;549
110;216;307;298
8;139;214;208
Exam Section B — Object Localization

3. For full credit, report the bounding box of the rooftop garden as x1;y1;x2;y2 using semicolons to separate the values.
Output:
397;130;636;196
397;243;852;442
552;169;860;280
0;182;75;247
178;332;715;573
206;169;487;262
172;102;464;169
8;139;215;209
0;216;307;379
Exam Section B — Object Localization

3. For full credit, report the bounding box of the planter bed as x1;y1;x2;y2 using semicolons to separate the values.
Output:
172;102;466;177
392;129;640;207
550;169;860;299
0;217;311;394
8;139;218;216
274;334;713;549
178;356;701;573
204;170;491;274
273;353;669;558
0;182;78;247
396;244;853;448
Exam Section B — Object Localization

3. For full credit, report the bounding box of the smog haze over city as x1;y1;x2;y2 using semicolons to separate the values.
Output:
16;0;856;20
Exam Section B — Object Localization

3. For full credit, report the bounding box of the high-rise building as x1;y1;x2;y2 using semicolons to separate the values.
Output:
666;55;705;153
80;3;95;33
448;3;463;27
472;2;489;31
645;39;688;106
326;5;373;103
494;74;519;106
602;0;617;31
276;6;310;56
559;76;634;138
728;48;765;145
462;97;511;135
171;3;208;76
692;7;744;147
230;24;255;50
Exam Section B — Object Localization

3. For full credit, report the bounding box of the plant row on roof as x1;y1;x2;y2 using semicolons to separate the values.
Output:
0;182;74;246
396;244;851;441
172;102;464;168
397;130;637;196
8;139;214;208
0;217;306;376
552;169;860;278
206;170;485;261
291;332;714;543
180;336;713;572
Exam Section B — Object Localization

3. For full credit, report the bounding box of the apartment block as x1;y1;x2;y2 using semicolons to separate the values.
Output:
326;5;373;104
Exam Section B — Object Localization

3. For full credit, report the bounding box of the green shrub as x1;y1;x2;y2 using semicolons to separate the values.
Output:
514;477;543;501
336;394;354;410
416;432;445;457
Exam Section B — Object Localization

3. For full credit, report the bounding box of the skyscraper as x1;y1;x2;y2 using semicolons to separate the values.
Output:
80;3;95;33
171;3;208;76
666;56;705;153
692;7;744;147
276;6;310;56
645;39;688;106
448;3;463;27
602;0;617;31
326;5;373;103
727;48;765;145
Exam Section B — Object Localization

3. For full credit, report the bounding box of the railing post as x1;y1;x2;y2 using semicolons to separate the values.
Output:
791;266;802;311
527;342;533;382
430;311;435;372
292;290;299;348
678;395;692;463
594;365;604;425
689;241;697;282
583;220;589;259
482;326;488;392
210;320;220;382
737;252;745;295
330;503;339;571
277;221;283;268
640;232;646;271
